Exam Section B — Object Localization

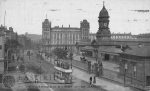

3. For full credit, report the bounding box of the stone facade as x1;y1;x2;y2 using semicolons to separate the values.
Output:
42;19;90;53
119;46;150;90
0;25;18;40
89;33;136;42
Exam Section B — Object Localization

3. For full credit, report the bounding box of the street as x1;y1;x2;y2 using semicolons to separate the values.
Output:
1;0;150;90
23;50;106;91
0;50;144;91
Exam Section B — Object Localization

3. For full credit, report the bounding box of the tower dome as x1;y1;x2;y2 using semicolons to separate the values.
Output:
99;2;109;18
96;1;111;41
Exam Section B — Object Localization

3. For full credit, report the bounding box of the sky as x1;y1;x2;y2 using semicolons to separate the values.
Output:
0;0;150;35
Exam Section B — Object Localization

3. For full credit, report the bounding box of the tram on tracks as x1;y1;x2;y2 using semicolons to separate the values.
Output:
54;59;72;84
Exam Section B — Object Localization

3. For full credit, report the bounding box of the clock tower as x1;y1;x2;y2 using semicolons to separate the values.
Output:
96;2;111;41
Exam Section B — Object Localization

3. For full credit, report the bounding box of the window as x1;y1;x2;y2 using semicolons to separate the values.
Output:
133;65;136;78
0;45;2;49
146;76;150;86
0;74;2;83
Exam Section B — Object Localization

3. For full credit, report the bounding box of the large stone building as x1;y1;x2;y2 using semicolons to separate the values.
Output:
42;2;149;55
0;25;18;82
42;19;90;53
89;32;135;41
0;25;18;41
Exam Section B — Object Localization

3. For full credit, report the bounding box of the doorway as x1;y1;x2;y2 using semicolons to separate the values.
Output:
104;54;110;61
146;76;150;86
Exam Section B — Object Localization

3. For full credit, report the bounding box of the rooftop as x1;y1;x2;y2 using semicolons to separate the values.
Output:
52;27;80;31
123;45;150;57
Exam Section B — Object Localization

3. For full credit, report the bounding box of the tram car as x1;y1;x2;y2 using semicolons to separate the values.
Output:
54;59;72;84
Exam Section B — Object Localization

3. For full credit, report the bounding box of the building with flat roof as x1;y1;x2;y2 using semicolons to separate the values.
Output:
119;45;150;90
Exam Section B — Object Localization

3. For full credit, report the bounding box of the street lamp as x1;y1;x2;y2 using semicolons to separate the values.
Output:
69;50;73;69
6;48;12;72
91;40;99;63
94;48;98;63
124;63;128;86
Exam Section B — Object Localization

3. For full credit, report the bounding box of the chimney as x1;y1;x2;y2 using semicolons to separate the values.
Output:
62;25;63;28
69;24;70;28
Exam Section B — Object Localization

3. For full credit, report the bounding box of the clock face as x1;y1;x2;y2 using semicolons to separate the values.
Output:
104;23;107;27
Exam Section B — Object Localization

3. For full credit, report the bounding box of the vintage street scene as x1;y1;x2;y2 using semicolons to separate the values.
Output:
0;0;150;91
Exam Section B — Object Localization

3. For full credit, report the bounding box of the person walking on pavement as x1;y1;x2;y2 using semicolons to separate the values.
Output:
93;76;96;85
89;76;92;86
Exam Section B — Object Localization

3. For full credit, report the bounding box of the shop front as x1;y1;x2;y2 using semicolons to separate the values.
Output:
99;47;122;63
80;46;95;57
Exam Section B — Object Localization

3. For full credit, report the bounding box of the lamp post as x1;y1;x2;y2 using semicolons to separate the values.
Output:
133;65;136;77
69;49;73;69
94;48;98;63
124;63;128;86
133;65;136;86
6;48;12;72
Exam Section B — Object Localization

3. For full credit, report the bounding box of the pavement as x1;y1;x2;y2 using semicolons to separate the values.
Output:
73;67;134;91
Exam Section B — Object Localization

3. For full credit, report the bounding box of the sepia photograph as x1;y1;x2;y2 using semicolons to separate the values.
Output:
0;0;150;91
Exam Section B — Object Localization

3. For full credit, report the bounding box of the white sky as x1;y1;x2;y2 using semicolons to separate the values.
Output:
0;0;150;35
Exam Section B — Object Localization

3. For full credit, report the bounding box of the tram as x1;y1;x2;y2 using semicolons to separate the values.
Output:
54;60;72;84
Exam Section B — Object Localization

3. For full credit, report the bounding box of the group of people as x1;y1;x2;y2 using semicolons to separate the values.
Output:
80;56;87;62
89;76;96;86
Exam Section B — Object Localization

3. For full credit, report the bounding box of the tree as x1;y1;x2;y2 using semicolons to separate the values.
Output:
69;52;73;60
4;39;22;65
5;39;22;53
53;48;68;59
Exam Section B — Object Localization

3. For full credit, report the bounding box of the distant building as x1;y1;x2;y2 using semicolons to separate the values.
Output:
136;33;150;39
0;25;20;76
0;25;18;41
42;19;90;53
89;32;135;42
0;27;5;83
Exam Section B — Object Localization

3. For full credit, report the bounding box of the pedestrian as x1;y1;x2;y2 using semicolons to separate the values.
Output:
54;73;55;80
93;76;96;85
89;76;92;86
